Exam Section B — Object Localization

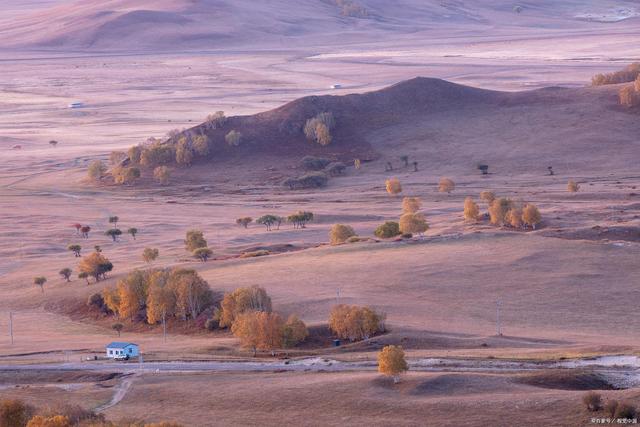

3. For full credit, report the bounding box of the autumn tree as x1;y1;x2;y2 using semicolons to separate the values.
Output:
488;198;512;226
304;112;335;146
506;206;523;228
142;247;159;263
282;315;309;348
232;311;285;356
193;247;213;262
374;221;401;238
219;286;272;328
399;212;428;236
33;276;46;293
110;151;126;166
112;166;141;185
78;252;113;282
184;230;207;252
522;204;542;229
0;399;34;427
329;305;384;341
175;138;194;166
170;269;214;321
128;145;142;164
87;160;107;182
68;244;82;257
378;345;409;383
153;166;171;185
619;85;640;107
116;270;149;320
463;197;480;222
480;191;496;205
145;270;174;324
59;268;72;282
225;130;242;147
127;228;138;240
112;323;124;337
236;217;253;228
438;177;455;193
567;180;580;193
205;111;226;129
26;415;72;427
80;226;91;238
192;135;210;156
329;224;356;245
385;178;402;195
402;197;421;214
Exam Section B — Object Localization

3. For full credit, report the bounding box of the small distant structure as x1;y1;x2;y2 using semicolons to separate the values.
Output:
548;166;554;176
477;164;489;175
68;102;84;109
105;342;139;359
11;144;22;150
330;84;342;90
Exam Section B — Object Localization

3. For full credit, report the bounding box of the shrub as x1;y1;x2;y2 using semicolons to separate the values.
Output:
1;399;34;427
522;204;542;229
325;162;346;176
374;221;401;238
193;247;213;262
463;197;480;222
219;286;272;328
205;111;226;129
402;197;421;213
185;230;207;252
378;345;409;384
141;143;175;168
205;318;219;331
582;391;603;412
399;212;428;235
153;166;171;185
175;138;194;166
592;63;640;86
619;85;640;107
438;177;455;193
284;172;328;189
568;180;580;193
302;156;331;170
87;160;107;182
25;415;71;427
614;402;637;420
329;224;356;245
329;305;385;341
240;250;270;258
236;217;253;228
192;135;210;156
110;151;126;166
87;293;104;309
304;112;335;146
112;166;140;185
605;400;619;418
385;178;402;195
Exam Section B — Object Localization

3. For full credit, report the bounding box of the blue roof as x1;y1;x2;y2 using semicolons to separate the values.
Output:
106;342;138;349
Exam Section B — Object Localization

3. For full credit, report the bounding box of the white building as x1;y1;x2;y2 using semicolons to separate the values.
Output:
105;342;139;359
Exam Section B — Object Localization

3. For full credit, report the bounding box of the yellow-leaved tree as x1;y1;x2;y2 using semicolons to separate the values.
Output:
378;345;409;384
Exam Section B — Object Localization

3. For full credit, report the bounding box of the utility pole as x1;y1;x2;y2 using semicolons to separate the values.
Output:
9;312;13;345
496;300;502;336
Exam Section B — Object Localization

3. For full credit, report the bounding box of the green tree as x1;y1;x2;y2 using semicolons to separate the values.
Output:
185;230;207;252
112;323;124;337
87;160;106;182
142;248;159;263
59;268;72;282
67;244;81;257
127;228;138;240
34;276;47;293
193;247;213;262
105;229;122;242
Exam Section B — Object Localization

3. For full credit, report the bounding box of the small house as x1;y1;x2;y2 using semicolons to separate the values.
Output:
105;342;139;359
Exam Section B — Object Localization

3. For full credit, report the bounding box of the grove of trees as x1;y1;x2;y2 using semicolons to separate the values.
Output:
328;304;385;341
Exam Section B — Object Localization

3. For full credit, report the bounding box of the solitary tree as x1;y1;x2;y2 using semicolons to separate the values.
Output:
153;165;171;185
354;159;361;169
193;247;213;262
236;217;253;229
438;177;455;194
374;221;401;238
400;155;409;167
185;230;207;252
329;224;356;245
72;223;82;235
34;276;47;293
108;216;119;228
105;229;122;242
378;345;409;384
78;252;113;282
59;268;72;282
567;180;580;193
463;197;480;222
68;244;82;257
399;212;428;236
80;226;91;238
142;247;159;263
127;228;138;240
112;323;124;337
385;178;402;195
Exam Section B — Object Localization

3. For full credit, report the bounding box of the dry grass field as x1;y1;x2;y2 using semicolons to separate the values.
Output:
1;1;639;426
